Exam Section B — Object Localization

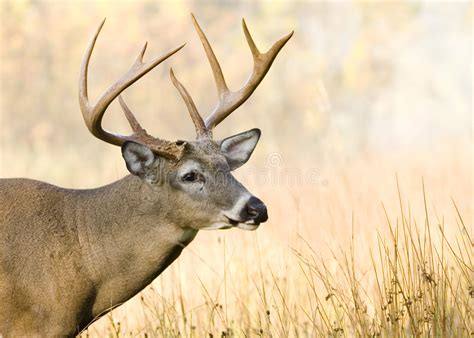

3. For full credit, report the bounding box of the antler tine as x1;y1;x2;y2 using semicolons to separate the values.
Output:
191;15;293;130
118;95;145;133
169;68;209;139
190;14;228;98
79;19;186;155
135;41;148;65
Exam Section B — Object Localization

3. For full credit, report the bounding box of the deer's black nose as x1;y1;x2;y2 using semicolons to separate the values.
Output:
245;196;268;223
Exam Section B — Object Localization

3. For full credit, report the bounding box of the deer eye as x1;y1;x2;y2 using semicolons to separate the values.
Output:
181;171;202;183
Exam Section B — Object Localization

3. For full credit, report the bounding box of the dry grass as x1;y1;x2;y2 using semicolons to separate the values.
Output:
78;149;473;337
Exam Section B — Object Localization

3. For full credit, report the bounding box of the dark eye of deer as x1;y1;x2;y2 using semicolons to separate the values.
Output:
182;171;200;183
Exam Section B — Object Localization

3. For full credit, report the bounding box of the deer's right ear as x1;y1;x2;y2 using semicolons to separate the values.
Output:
219;128;261;170
122;142;158;181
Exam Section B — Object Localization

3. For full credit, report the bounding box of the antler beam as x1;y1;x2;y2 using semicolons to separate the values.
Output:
79;19;186;160
79;16;292;157
171;14;293;139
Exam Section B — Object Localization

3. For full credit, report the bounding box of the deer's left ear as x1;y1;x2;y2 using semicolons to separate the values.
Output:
122;141;159;183
219;128;261;170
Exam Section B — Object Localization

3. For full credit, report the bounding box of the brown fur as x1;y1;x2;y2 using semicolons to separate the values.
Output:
0;137;264;336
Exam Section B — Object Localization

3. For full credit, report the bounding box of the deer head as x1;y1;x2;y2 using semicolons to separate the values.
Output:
79;14;293;231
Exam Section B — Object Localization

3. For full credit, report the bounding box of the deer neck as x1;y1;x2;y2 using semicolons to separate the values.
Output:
75;175;198;316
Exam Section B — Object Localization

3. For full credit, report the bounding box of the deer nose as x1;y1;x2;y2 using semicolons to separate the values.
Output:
246;196;268;223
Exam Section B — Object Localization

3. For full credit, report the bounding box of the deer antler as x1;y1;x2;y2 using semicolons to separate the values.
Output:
171;14;293;139
79;19;186;161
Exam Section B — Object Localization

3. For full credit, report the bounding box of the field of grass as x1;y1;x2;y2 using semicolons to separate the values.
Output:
77;147;472;337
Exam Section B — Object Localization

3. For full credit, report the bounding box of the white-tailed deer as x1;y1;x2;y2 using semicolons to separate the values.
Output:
0;14;292;336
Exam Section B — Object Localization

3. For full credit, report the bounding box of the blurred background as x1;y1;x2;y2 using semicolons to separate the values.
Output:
1;1;471;179
0;1;472;335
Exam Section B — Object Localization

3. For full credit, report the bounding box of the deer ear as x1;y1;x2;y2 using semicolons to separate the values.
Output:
219;128;261;170
121;142;158;181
